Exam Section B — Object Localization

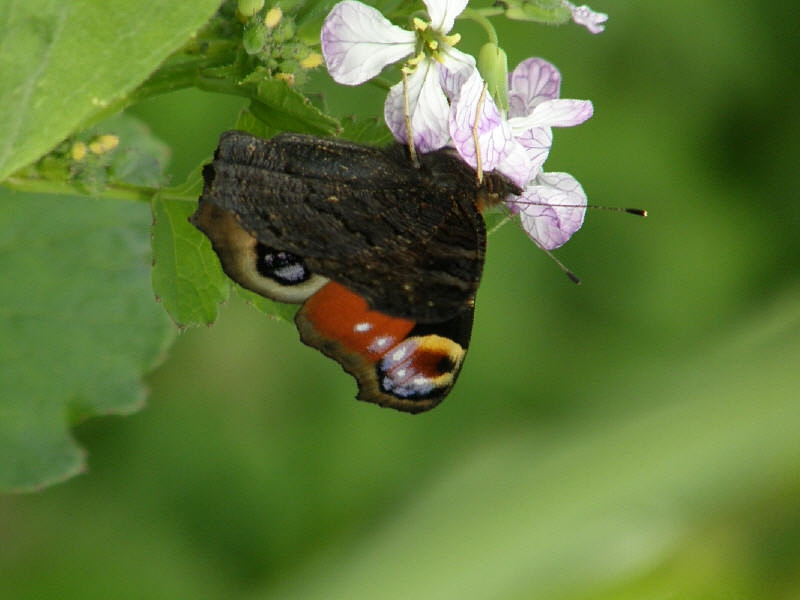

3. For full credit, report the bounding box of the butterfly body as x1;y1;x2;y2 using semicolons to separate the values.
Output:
192;131;518;412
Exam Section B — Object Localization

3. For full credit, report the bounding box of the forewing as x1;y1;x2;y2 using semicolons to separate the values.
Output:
197;132;487;322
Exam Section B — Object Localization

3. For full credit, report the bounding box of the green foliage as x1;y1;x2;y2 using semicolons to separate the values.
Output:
0;191;173;491
0;0;357;490
151;193;230;327
243;77;341;136
0;0;223;181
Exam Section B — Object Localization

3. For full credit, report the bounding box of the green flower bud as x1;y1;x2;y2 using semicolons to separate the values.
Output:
477;43;509;112
264;6;282;29
272;17;296;43
243;22;267;55
237;0;264;18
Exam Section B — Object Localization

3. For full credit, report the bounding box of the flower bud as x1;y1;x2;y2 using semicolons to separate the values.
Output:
477;43;509;112
243;22;267;54
264;6;282;29
237;0;264;18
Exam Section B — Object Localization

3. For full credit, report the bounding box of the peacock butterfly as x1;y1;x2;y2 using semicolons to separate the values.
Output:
191;131;519;413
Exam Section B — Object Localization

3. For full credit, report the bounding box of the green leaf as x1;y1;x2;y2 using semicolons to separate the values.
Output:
151;191;230;327
152;149;300;327
0;0;223;181
246;79;341;136
0;189;174;492
95;112;172;188
338;116;394;145
236;286;298;324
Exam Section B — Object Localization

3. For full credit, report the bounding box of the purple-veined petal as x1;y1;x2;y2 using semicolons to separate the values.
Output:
448;70;511;172
508;57;561;117
516;172;587;249
438;46;477;100
321;1;416;85
384;62;451;153
563;2;609;34
513;126;553;179
496;140;533;191
439;63;471;102
511;98;593;130
423;0;469;33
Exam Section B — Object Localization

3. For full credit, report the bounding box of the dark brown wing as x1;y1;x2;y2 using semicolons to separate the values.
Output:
196;132;513;323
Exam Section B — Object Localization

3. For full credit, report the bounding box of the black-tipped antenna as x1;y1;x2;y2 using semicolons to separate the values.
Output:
538;245;581;285
587;204;648;217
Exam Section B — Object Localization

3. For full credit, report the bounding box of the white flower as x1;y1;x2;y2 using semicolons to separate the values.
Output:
448;70;524;181
449;58;594;249
506;57;594;182
562;1;608;34
321;0;477;153
320;1;416;85
518;172;587;250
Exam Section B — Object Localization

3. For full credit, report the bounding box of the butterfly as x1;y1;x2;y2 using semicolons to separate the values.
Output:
191;131;519;413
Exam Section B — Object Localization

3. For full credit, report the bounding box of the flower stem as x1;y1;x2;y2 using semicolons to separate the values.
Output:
2;177;196;204
460;8;500;45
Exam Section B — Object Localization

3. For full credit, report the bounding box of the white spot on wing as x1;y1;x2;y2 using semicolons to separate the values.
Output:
274;263;306;283
390;346;409;363
368;335;395;354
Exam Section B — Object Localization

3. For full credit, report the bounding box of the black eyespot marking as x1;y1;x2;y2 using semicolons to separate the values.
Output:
435;354;457;375
256;244;309;285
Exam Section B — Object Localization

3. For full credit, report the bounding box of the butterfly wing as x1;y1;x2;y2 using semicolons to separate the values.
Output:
191;132;517;411
294;281;474;412
194;131;490;323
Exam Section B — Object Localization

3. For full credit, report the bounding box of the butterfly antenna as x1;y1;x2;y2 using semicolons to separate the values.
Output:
538;245;581;284
486;213;513;236
402;70;419;168
471;83;488;184
588;204;648;217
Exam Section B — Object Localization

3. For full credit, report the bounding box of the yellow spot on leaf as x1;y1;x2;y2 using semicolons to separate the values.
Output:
88;134;119;155
71;142;87;161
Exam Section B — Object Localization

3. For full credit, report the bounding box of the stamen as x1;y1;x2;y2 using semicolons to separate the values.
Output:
442;33;461;46
406;52;425;67
412;17;428;31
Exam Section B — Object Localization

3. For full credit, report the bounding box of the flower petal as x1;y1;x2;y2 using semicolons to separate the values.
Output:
508;57;561;117
564;2;609;34
385;62;451;153
512;126;553;179
516;172;587;249
321;1;416;85
448;70;511;172
496;140;533;190
438;46;477;99
513;98;594;129
423;0;468;33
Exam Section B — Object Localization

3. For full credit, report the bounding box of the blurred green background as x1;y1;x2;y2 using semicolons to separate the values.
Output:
2;1;799;598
